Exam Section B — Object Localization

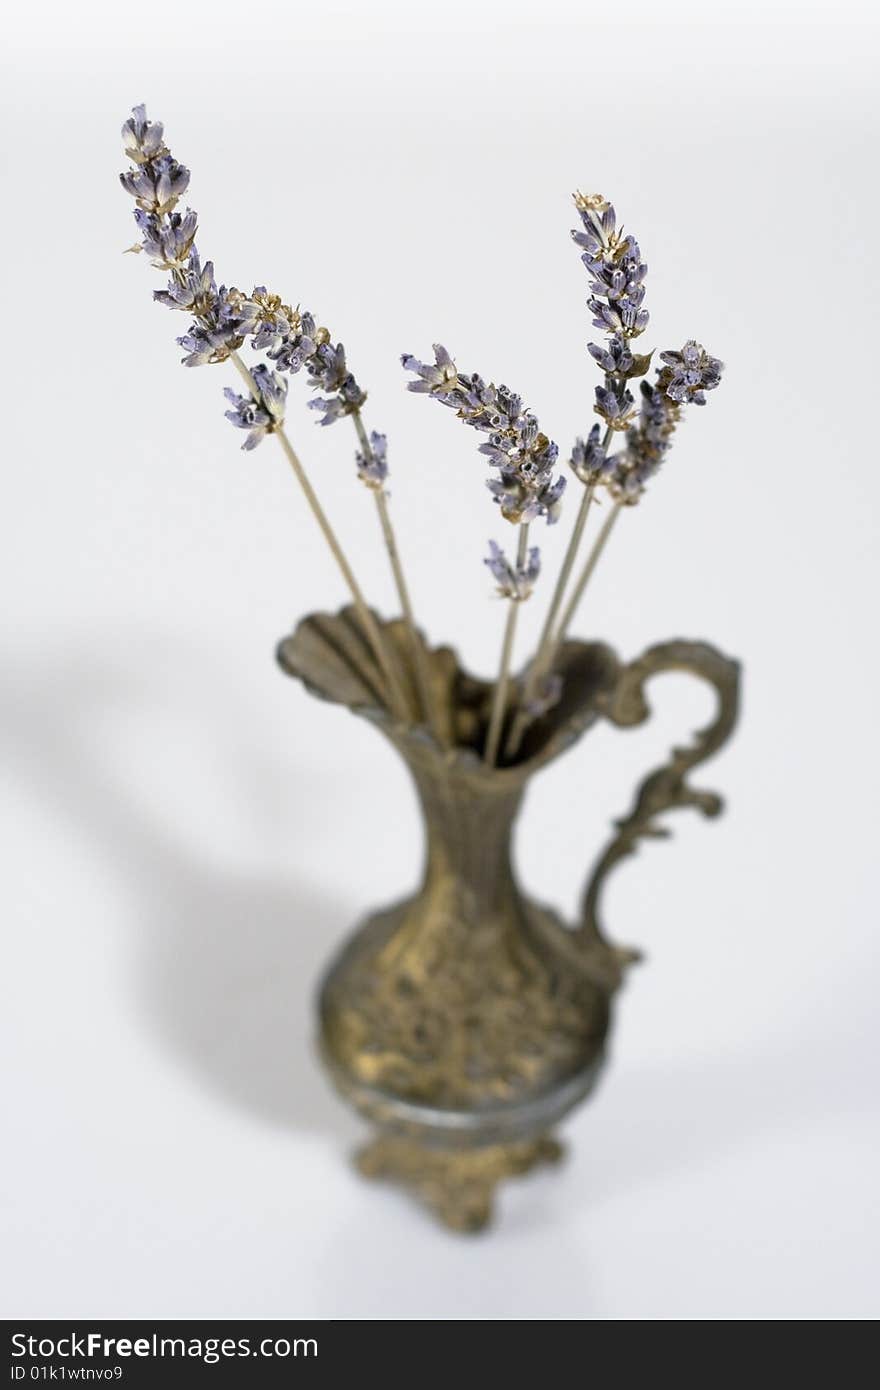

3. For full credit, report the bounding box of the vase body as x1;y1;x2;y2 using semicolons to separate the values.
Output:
278;608;740;1229
319;735;610;1151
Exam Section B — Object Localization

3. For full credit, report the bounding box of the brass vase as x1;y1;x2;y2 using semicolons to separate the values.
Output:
278;607;740;1231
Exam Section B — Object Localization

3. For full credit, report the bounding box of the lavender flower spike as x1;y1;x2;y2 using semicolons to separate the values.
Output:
223;364;288;451
402;347;565;527
484;539;541;601
603;343;724;504
572;192;649;342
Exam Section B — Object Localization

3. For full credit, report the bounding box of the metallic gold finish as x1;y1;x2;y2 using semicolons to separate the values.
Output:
277;608;740;1230
577;639;742;987
356;1135;564;1233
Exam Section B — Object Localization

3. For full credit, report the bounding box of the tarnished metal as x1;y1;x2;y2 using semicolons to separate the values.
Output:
278;608;740;1230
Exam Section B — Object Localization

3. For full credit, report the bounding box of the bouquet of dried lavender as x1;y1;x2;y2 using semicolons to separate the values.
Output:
119;106;723;765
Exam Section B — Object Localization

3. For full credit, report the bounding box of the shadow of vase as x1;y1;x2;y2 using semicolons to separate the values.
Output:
1;633;360;1141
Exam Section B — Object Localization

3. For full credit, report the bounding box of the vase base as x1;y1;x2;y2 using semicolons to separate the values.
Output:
354;1133;564;1233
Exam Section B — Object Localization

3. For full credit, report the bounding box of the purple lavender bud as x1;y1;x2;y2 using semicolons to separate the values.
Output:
120;154;190;215
659;341;724;405
223;364;287;450
153;251;216;313
223;389;271;450
122;104;166;164
594;383;636;430
355;431;389;491
484;539;541;601
486;470;525;524
529;472;566;525
307;395;348;426
486;469;565;526
521;668;563;719
569;423;610;485
401;344;459;395
267;311;318;374
176;285;260;367
248;290;295;353
307;342;350;395
587;333;634;376
134;207;198;267
251;363;287;421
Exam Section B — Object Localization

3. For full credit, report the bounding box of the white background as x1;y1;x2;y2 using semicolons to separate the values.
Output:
2;0;878;1320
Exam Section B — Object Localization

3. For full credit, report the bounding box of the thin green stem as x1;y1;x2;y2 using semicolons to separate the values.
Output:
352;411;445;744
484;526;529;767
553;498;623;650
230;353;411;722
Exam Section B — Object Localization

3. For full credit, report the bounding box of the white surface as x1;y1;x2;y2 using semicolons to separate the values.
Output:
2;0;879;1321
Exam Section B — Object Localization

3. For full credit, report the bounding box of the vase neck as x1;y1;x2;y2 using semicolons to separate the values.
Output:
403;752;525;913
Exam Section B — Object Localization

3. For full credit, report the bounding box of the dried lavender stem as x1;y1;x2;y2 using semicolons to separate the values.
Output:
484;525;529;767
531;487;596;671
553;498;623;651
351;411;444;743
230;353;410;721
503;484;594;760
375;491;445;742
503;423;613;760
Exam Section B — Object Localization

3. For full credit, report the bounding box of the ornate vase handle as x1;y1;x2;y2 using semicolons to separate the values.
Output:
576;639;741;989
